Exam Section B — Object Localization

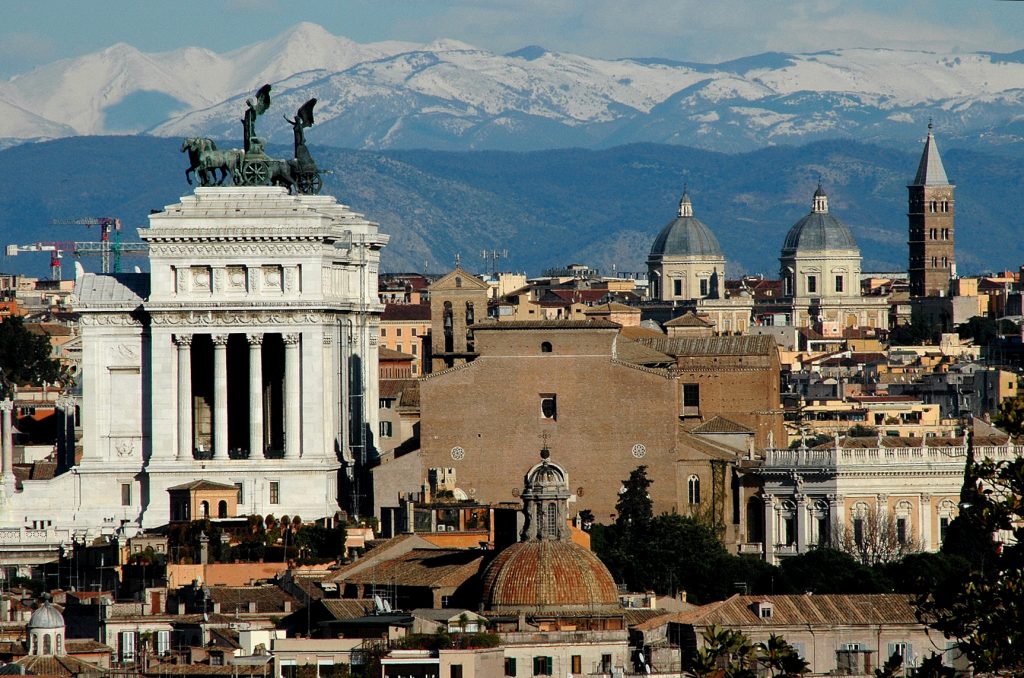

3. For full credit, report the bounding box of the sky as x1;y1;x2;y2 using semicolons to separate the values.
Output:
2;0;1023;78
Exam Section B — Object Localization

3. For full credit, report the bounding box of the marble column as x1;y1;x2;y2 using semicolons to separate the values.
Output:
283;333;301;459
1;399;13;493
247;334;264;459
212;334;229;460
920;493;933;550
763;493;776;564
174;334;193;460
795;495;808;553
322;334;335;458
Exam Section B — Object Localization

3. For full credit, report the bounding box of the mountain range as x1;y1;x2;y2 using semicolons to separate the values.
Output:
2;136;1023;281
4;23;1024;153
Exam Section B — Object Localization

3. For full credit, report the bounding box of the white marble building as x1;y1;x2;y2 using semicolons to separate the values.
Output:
0;187;387;545
741;430;1019;564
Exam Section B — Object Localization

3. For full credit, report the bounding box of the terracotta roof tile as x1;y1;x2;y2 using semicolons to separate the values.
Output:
336;549;484;589
669;594;918;627
639;335;775;357
690;416;752;434
472;320;620;330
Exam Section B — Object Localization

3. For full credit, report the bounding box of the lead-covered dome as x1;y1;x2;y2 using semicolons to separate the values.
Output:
481;540;620;613
649;190;723;258
782;185;857;252
28;600;64;630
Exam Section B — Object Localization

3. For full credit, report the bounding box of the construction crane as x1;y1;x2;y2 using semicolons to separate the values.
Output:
5;242;72;280
52;217;126;273
73;240;148;273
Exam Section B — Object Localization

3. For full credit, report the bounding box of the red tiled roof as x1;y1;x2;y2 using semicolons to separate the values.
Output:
668;594;918;627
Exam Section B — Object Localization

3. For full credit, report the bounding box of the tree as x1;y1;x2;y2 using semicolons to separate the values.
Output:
690;626;808;678
833;505;921;566
0;317;62;396
615;465;653;531
916;455;1024;674
993;394;1024;437
778;549;890;594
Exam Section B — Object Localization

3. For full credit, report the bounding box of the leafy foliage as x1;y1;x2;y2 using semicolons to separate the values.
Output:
0;317;62;395
595;466;782;603
993;394;1024;437
690;626;808;678
916;455;1024;674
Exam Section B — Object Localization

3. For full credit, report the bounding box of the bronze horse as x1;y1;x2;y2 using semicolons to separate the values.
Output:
181;138;243;186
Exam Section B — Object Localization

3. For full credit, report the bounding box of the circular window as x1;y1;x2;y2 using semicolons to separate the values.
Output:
632;443;647;459
450;446;465;461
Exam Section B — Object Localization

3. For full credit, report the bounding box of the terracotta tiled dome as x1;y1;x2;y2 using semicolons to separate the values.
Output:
481;539;620;614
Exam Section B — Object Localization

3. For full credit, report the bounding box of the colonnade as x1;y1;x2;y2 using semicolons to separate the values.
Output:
173;332;302;461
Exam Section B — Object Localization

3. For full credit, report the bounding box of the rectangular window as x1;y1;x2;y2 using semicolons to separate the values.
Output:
673;279;682;296
571;656;581;673
396;344;403;353
396;328;402;337
896;517;908;544
412;328;418;336
532;657;552;676
807;275;817;294
450;666;463;678
412;344;418;355
940;517;950;543
784;516;796;545
699;278;709;296
853;517;864;546
682;384;700;414
601;655;612;673
379;398;393;409
280;660;297;678
156;630;170;656
505;658;517;677
234;482;244;504
121;483;132;507
380;328;386;337
835;275;844;292
269;481;280;505
120;631;136;662
379;421;393;438
540;394;557;420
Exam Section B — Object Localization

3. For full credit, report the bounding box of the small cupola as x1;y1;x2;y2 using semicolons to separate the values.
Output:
812;183;828;214
678;186;693;218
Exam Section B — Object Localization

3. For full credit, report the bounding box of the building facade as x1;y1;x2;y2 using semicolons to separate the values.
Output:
0;186;388;545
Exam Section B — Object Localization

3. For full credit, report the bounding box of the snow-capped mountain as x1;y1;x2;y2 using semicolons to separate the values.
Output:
4;23;1024;151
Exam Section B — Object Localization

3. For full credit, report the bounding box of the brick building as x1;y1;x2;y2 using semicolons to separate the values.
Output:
414;320;783;529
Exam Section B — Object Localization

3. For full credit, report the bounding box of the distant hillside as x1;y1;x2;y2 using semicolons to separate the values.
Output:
1;136;1022;280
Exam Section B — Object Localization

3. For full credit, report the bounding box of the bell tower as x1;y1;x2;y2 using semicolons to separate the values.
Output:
908;122;955;297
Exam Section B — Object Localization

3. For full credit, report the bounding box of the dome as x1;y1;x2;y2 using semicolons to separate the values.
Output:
28;602;64;630
782;185;857;253
649;191;723;258
480;540;621;614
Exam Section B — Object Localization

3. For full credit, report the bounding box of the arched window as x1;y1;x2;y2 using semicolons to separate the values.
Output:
687;475;701;505
465;302;475;326
43;635;51;655
540;341;552;353
218;500;228;518
200;501;209;518
56;634;63;656
545;504;558;539
443;301;454;353
455;276;462;288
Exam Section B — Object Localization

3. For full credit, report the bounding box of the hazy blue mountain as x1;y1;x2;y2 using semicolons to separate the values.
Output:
1;136;1021;281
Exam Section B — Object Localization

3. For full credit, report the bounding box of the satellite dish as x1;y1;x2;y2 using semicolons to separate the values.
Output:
382;599;392;612
373;595;384;613
74;261;85;279
134;266;142;273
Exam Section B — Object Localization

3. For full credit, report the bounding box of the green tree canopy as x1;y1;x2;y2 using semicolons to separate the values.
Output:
0;317;62;395
917;455;1024;674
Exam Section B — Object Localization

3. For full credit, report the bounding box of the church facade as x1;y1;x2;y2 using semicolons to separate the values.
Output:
0;187;387;542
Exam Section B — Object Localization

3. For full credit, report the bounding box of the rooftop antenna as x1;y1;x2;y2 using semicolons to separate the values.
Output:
480;249;509;276
454;252;461;269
